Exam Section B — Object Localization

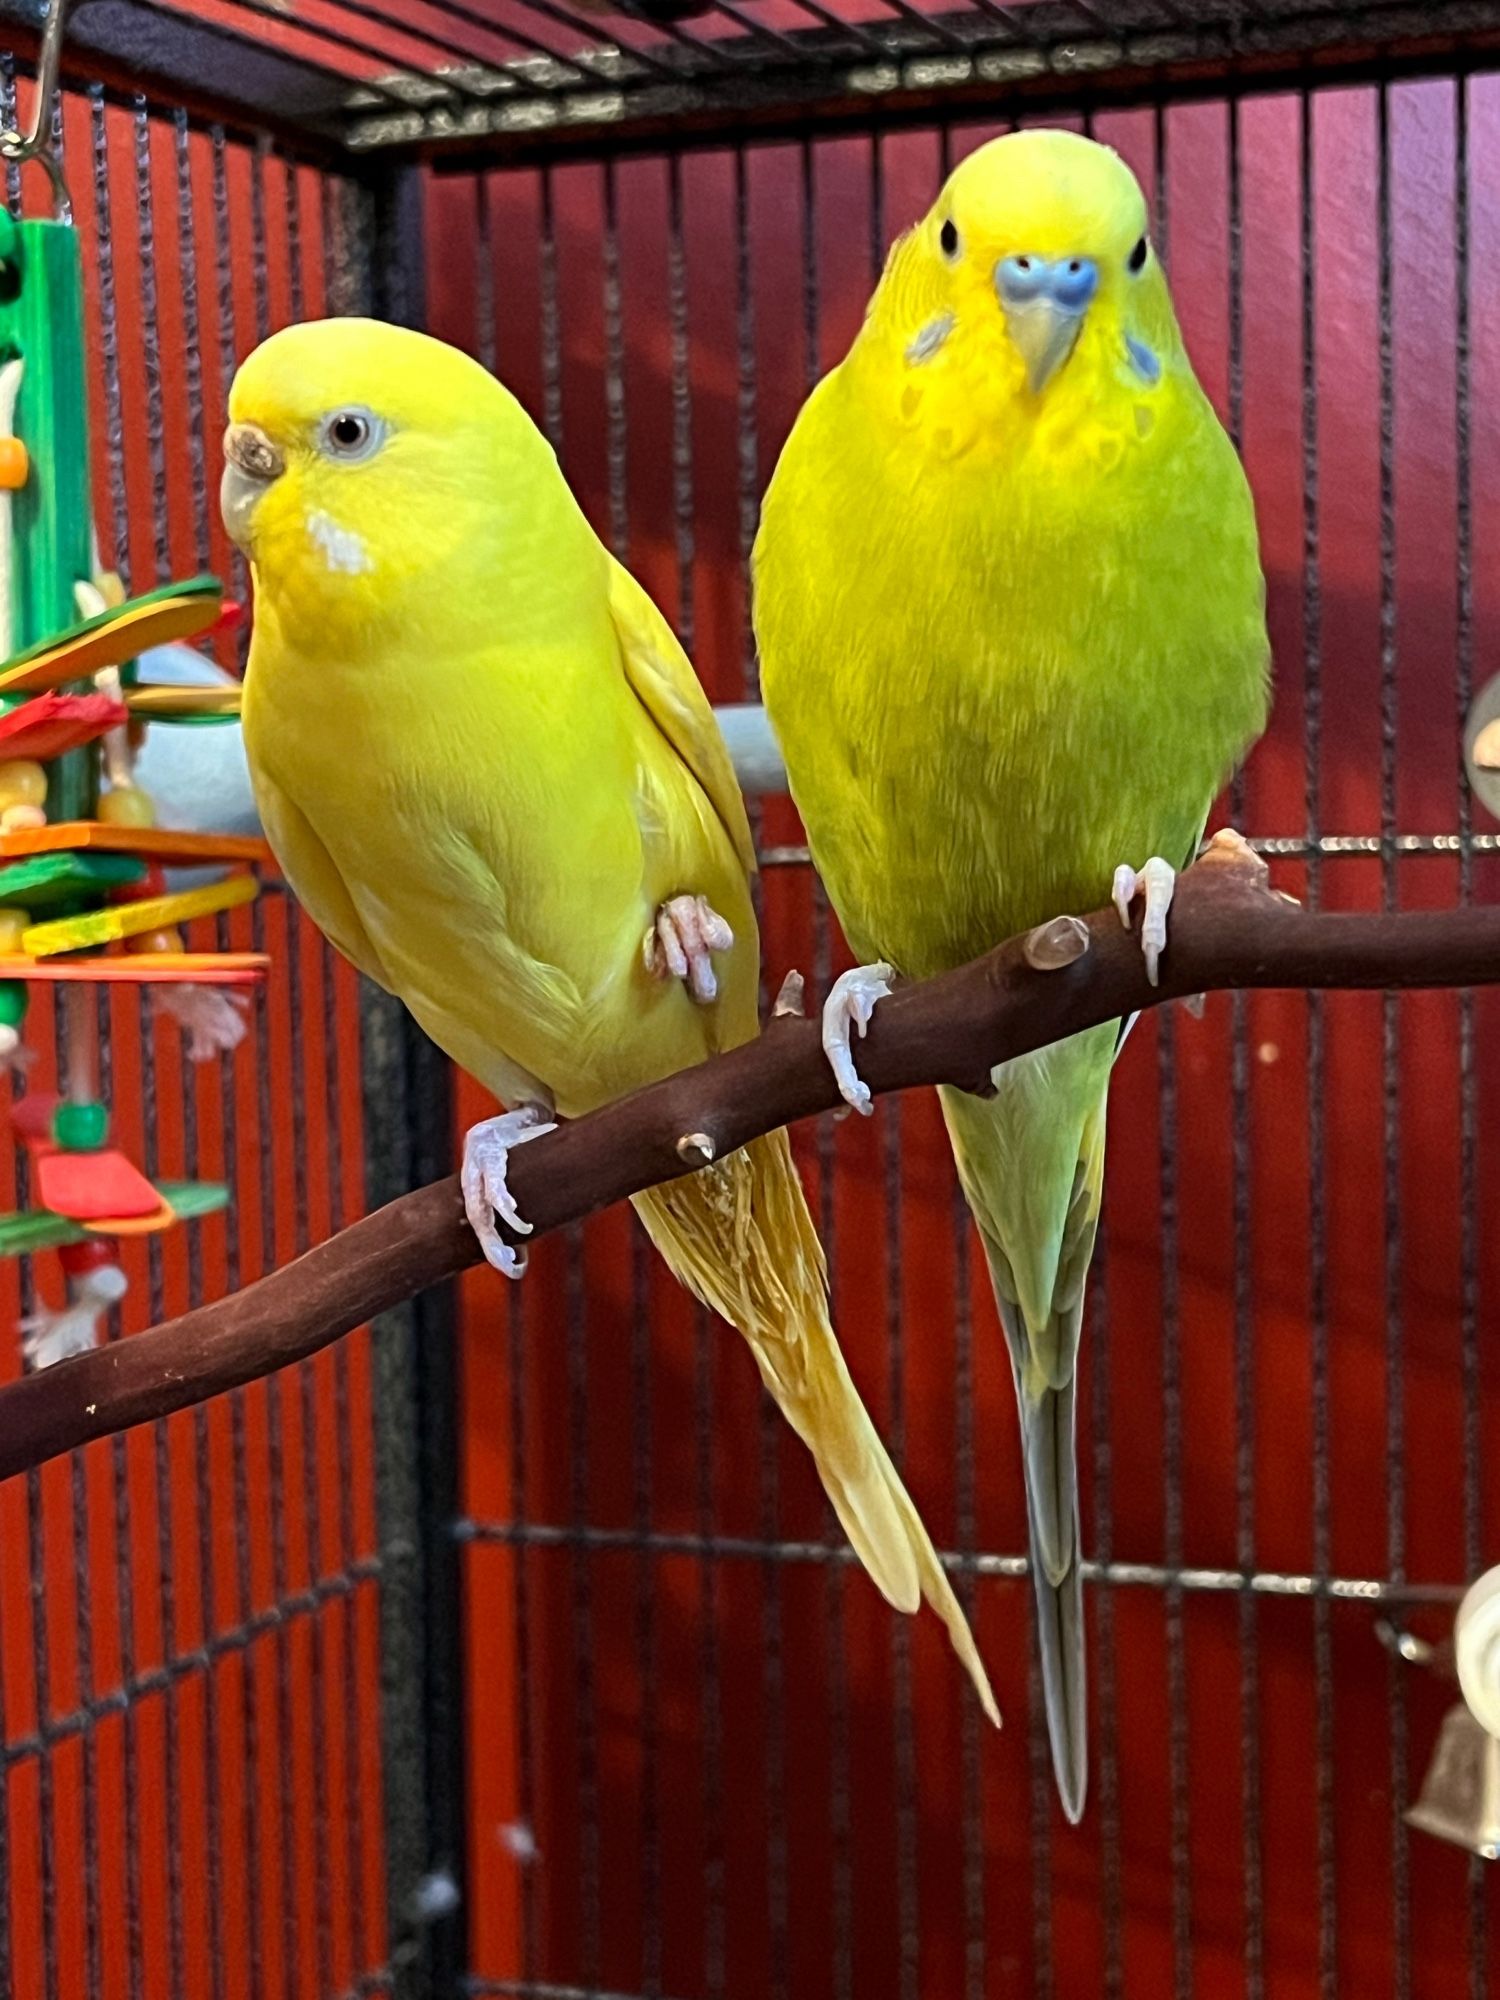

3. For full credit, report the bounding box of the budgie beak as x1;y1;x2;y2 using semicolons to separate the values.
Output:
220;422;284;550
994;254;1098;394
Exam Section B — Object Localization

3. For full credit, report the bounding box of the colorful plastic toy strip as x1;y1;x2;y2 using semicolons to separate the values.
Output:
21;871;258;956
0;822;272;863
0;691;129;759
0;952;268;983
0;1181;228;1256
123;683;242;720
0;576;222;694
0;850;145;906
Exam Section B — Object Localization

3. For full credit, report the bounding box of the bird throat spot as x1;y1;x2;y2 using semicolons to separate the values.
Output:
306;509;374;576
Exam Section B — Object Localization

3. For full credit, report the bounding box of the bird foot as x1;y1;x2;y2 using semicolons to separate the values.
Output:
821;962;894;1115
461;1105;557;1278
643;893;734;1004
1111;856;1176;987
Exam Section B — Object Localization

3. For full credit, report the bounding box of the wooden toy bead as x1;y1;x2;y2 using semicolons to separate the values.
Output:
0;978;28;1027
0;804;45;832
0;436;29;490
98;783;155;829
0;759;47;809
0;910;29;954
125;926;184;955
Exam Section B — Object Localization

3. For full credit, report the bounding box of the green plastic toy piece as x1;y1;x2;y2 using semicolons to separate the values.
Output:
0;209;95;825
0;1205;86;1254
0;849;145;907
0;980;26;1029
53;1099;107;1151
156;1180;229;1220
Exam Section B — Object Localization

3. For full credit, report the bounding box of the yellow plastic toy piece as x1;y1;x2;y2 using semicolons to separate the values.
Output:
124;684;242;719
0;592;221;695
22;871;258;958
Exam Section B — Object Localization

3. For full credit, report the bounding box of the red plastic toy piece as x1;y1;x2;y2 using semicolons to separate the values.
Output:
10;1090;161;1221
36;1147;161;1221
0;691;129;761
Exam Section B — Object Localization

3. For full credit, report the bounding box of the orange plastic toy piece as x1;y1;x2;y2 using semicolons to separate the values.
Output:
0;952;268;984
0;821;272;864
0;437;29;489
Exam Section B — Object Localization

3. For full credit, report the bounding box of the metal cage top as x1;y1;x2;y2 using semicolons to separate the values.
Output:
9;0;1500;166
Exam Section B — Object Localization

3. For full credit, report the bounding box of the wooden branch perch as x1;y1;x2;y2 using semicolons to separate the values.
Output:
2;849;1497;1484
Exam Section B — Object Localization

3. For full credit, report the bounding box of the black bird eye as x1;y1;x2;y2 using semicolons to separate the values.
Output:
939;217;960;260
1127;235;1148;274
320;406;387;462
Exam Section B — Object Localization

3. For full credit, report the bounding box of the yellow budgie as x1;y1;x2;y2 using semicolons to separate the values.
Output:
754;130;1269;1819
220;316;996;1722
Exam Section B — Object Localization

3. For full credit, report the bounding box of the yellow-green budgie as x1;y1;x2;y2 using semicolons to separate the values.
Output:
219;316;996;1722
754;130;1269;1820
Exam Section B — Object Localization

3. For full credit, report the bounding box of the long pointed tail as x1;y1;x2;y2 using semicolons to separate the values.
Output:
1016;1367;1087;1823
632;1127;998;1725
943;1040;1114;1825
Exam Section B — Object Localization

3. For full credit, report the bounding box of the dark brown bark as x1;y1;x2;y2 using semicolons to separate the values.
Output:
1;849;1494;1483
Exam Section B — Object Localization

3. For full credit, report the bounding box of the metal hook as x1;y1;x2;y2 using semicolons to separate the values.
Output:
0;0;76;223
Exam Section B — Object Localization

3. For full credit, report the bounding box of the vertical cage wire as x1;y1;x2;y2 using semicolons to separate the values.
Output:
1299;82;1339;2000
800;132;857;2000
1375;79;1411;2000
1151;103;1195;2000
1453;70;1489;2000
133;95;193;2000
1225;89;1267;2000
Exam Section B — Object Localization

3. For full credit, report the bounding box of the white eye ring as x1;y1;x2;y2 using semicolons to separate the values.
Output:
319;406;387;463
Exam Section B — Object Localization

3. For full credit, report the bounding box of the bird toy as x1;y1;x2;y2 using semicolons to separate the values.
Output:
0;0;271;1367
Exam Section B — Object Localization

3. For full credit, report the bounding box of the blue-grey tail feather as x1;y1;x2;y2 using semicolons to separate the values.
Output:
990;1251;1090;1823
1030;1497;1087;1823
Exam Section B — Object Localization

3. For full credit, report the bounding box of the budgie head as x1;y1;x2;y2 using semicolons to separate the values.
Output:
222;317;565;644
870;128;1181;427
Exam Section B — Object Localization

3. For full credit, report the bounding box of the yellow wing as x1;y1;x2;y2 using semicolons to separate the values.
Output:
252;768;395;990
608;557;756;884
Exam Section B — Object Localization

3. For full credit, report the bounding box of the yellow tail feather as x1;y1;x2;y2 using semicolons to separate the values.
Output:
631;1127;999;1726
